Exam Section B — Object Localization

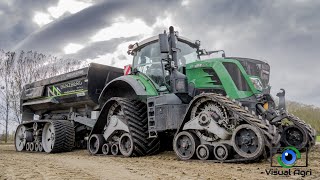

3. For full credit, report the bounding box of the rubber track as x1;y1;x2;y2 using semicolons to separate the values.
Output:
195;93;281;161
116;98;160;156
50;120;75;153
286;114;317;148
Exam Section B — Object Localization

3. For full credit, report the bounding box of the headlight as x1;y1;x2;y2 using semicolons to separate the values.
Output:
249;77;263;91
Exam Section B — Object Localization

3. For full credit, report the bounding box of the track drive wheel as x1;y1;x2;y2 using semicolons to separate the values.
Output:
232;124;265;159
88;134;104;155
173;131;200;160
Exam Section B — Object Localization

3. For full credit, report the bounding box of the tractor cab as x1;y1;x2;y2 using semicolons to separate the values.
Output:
128;35;200;90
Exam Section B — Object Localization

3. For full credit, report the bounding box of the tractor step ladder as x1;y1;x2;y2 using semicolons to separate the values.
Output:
147;99;158;138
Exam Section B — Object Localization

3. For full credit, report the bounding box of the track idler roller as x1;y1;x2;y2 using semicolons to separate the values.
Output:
279;114;316;150
213;144;230;161
38;143;43;152
173;131;200;160
119;133;134;157
88;134;104;155
102;143;110;155
75;141;81;149
111;143;120;155
232;124;265;159
196;144;213;160
281;125;308;150
26;142;31;151
34;143;39;152
34;142;43;152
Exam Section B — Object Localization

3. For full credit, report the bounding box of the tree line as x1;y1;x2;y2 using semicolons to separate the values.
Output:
287;101;320;136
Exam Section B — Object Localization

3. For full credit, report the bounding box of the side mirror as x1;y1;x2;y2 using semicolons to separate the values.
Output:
200;49;207;56
159;33;169;53
197;49;209;56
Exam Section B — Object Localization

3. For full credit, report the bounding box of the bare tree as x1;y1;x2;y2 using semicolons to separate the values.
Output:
0;49;87;143
0;50;14;143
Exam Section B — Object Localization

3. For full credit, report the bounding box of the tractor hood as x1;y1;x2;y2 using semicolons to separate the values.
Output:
185;57;270;100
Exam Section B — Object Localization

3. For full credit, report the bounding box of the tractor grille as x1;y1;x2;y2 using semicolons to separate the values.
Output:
202;68;222;85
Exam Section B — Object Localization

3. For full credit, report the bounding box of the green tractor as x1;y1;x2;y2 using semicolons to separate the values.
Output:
88;26;315;162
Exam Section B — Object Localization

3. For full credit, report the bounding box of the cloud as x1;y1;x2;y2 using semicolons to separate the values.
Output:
63;43;84;54
33;12;54;27
0;0;58;49
90;18;152;42
48;0;92;18
64;36;137;60
13;0;180;55
1;0;319;106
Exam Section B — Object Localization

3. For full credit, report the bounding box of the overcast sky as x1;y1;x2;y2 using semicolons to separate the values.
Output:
0;0;319;106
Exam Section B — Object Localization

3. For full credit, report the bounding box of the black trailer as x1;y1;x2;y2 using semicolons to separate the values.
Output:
15;63;122;153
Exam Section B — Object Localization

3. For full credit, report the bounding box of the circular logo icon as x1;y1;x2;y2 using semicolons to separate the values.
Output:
277;146;301;168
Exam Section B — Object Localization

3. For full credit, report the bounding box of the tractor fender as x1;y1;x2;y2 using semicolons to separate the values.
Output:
176;93;213;133
98;76;148;105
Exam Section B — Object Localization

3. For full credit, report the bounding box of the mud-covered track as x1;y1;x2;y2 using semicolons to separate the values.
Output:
118;98;160;156
176;93;282;162
15;120;75;153
282;114;317;149
89;98;160;157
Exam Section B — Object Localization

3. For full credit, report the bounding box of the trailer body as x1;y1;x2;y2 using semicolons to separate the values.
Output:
15;63;123;152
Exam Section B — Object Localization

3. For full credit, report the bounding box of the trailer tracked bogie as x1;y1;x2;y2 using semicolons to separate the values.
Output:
15;120;75;153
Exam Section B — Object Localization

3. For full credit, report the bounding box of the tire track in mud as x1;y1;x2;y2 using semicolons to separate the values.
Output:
1;145;319;180
0;146;145;180
0;150;92;179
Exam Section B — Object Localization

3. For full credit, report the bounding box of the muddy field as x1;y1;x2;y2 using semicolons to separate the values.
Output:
0;144;319;180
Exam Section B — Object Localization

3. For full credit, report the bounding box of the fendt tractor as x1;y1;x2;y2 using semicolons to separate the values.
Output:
15;27;316;163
